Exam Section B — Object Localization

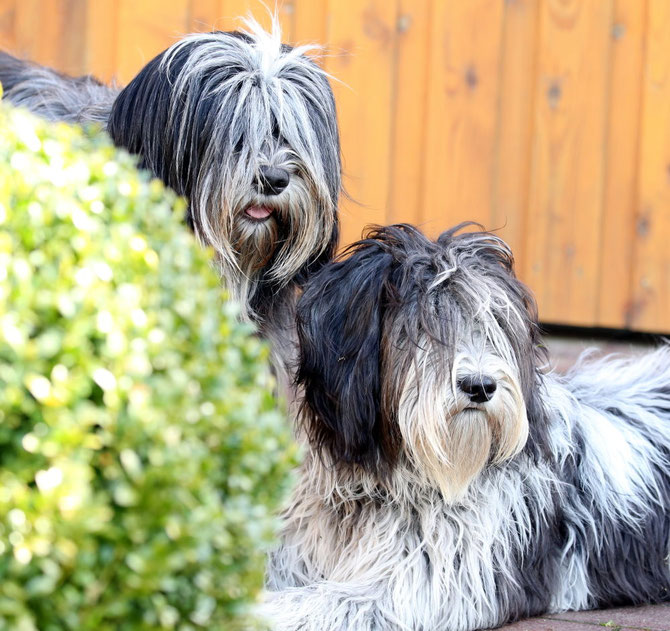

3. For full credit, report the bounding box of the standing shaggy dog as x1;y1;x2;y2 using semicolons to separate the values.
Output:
1;19;341;342
265;224;670;631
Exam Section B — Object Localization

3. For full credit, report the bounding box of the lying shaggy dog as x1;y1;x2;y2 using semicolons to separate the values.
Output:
265;224;670;631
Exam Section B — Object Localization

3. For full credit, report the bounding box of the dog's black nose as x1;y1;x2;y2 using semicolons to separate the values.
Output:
256;166;290;195
459;375;497;403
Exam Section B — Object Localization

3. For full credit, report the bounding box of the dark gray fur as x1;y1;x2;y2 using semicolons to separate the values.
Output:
265;224;670;631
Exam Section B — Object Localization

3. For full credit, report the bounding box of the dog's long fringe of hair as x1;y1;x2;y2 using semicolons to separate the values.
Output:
1;17;341;329
264;225;670;631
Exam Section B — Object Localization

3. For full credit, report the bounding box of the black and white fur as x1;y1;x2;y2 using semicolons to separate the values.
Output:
0;19;340;338
265;224;670;631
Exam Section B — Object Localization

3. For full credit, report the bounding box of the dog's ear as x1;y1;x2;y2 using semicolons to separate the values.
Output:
107;45;202;229
296;244;395;470
108;50;189;188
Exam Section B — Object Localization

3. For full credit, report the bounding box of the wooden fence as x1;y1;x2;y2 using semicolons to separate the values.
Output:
1;0;669;333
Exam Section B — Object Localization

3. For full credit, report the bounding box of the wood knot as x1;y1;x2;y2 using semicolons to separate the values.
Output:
547;80;562;109
465;65;478;89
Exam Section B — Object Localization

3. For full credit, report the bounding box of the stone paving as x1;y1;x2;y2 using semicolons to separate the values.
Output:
496;603;670;630
495;335;669;631
544;334;654;374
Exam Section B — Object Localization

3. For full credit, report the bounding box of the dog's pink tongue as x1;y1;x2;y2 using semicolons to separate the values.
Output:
245;206;273;220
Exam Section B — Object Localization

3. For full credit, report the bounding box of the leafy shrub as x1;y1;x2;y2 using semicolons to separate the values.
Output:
0;101;296;630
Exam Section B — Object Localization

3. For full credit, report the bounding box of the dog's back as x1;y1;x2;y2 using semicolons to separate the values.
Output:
547;347;670;609
0;51;117;124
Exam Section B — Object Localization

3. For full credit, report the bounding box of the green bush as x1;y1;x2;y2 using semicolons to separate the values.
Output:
0;101;297;630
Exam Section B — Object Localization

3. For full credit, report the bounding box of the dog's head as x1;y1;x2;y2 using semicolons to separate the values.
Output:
296;224;546;501
107;19;340;320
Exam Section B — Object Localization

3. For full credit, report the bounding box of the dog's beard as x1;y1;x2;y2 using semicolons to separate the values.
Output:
396;347;528;502
193;166;336;322
234;213;280;273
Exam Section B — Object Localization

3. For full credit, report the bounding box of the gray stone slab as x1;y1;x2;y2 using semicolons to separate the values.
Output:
544;335;653;373
493;617;613;630
547;604;670;630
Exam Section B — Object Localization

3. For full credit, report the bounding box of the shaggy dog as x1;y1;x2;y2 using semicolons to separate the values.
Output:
0;19;341;344
265;224;670;631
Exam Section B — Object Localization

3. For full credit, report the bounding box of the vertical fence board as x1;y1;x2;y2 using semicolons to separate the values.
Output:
0;0;16;52
189;0;221;32
59;0;87;75
116;0;189;84
631;0;670;331
85;0;118;83
387;0;431;226
421;0;504;237
13;0;86;74
524;0;613;325
292;0;327;47
216;1;249;32
492;0;539;262
13;0;51;62
278;0;295;41
597;0;647;328
325;0;397;247
219;0;293;39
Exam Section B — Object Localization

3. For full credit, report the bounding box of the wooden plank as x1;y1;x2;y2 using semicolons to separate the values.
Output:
219;0;294;41
60;0;87;75
325;0;397;247
631;0;670;332
279;0;296;43
523;0;613;326
491;0;539;265
13;0;48;61
116;0;189;84
84;0;118;83
387;0;430;226
189;0;221;32
0;0;17;53
597;0;647;328
13;0;86;74
292;0;327;48
420;0;505;238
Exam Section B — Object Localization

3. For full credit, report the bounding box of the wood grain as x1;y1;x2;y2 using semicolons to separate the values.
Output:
116;0;189;84
421;0;505;237
292;0;327;48
524;0;613;326
492;0;539;263
598;0;647;328
219;0;294;39
325;0;397;247
0;0;17;53
387;0;431;226
85;0;118;83
189;0;221;32
13;0;86;74
632;0;670;332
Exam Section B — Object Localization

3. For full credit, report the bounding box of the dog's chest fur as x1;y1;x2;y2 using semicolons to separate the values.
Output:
267;358;670;631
